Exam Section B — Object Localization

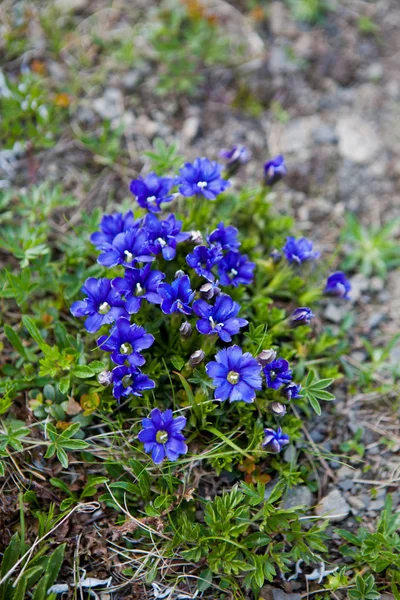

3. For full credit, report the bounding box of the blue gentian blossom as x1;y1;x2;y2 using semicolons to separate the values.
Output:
112;265;165;314
264;155;287;186
176;157;230;200
138;408;188;464
290;307;315;326
283;382;302;400
158;274;195;315
264;358;293;390
70;277;127;333
206;345;262;403
193;294;248;342
262;427;289;453
98;318;154;367
129;172;174;213
324;272;351;300
219;145;251;176
98;228;153;268
90;211;138;250
207;222;240;251
217;251;255;287
112;365;155;400
282;237;320;265
143;213;190;261
186;245;223;281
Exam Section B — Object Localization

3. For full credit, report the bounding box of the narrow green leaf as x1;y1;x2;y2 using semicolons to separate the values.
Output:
206;426;252;459
310;378;334;390
4;326;29;360
307;393;321;415
22;316;45;348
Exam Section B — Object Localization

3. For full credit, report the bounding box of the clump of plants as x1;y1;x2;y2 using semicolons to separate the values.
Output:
1;146;354;597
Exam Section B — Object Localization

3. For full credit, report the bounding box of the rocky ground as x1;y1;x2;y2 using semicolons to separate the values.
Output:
1;0;400;598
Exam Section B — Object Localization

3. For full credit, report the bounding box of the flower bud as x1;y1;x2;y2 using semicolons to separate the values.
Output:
179;321;192;339
264;155;287;187
189;349;205;367
289;307;314;327
98;370;112;386
190;230;203;245
175;269;186;279
257;349;277;366
270;249;282;263
219;145;251;177
199;281;221;300
269;402;287;417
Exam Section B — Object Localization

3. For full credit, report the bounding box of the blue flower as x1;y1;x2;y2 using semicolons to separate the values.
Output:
143;213;190;261
112;365;155;400
98;228;153;268
264;358;293;390
129;173;174;213
193;294;248;342
70;277;127;333
283;382;302;400
176;157;230;200
138;408;188;464
158;274;195;315
282;237;320;265
290;307;315;326
90;211;139;250
219;145;251;177
112;264;165;314
98;317;154;367
206;345;262;403
186;245;223;281
217;251;255;287
324;272;351;300
262;427;289;453
207;222;240;251
264;155;287;186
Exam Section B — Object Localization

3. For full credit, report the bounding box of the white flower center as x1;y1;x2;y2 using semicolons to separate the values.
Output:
227;370;240;384
156;237;167;248
98;302;111;315
120;343;133;355
136;282;144;295
230;268;238;277
209;316;223;329
124;250;134;263
197;181;208;189
156;430;169;444
147;195;156;203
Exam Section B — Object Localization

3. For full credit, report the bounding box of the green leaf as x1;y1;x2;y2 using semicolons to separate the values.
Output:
22;316;45;348
44;543;66;589
206;426;252;459
12;575;27;600
73;365;95;379
58;375;70;394
56;447;68;469
4;325;29;360
197;567;212;592
244;533;271;548
0;532;20;579
307;393;321;415
309;377;334;390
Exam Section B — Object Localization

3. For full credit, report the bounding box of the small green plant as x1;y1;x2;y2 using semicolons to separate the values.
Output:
341;214;400;278
358;16;379;36
286;0;330;24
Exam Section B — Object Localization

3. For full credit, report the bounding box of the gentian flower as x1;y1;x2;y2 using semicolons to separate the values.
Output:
264;358;293;390
324;272;351;300
264;155;287;186
70;277;127;333
199;281;221;300
218;251;255;287
143;213;190;261
262;427;289;453
138;408;188;464
193;294;248;342
98;318;154;367
289;307;315;326
158;274;195;315
129;172;174;213
206;345;262;403
186;245;223;281
283;382;302;400
207;221;240;250
112;365;155;400
90;211;138;250
98;228;153;268
176;157;230;200
112;265;165;314
219;145;251;177
282;237;320;265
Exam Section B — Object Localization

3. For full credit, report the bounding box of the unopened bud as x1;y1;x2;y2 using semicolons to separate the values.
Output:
189;349;205;367
199;281;221;300
289;307;314;327
190;230;203;245
175;269;185;279
270;249;282;263
257;349;277;366
269;402;287;417
98;370;112;386
179;321;192;339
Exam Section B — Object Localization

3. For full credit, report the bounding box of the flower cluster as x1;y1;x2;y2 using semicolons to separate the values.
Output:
71;152;351;464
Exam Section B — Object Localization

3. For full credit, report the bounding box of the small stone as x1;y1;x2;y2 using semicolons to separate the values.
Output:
313;124;338;145
283;486;313;510
364;62;384;82
347;496;367;512
269;46;299;75
324;303;346;323
337;115;382;164
93;88;124;120
336;465;354;481
54;0;87;11
369;497;386;511
315;490;350;522
135;114;158;138
338;480;353;492
182;115;200;143
269;2;297;37
349;273;369;302
367;312;384;329
260;586;301;600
